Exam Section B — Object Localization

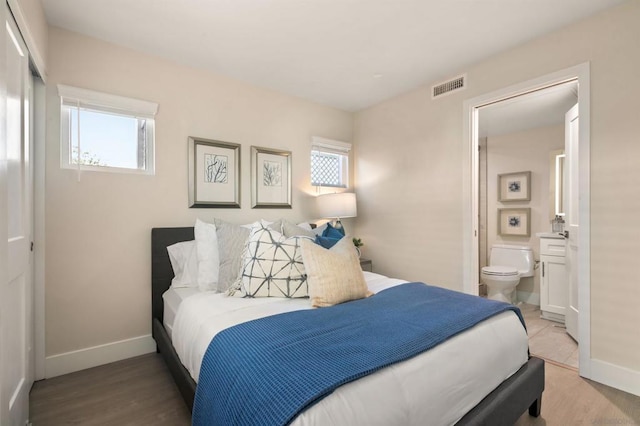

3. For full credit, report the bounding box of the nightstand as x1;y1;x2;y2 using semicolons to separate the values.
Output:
359;258;372;272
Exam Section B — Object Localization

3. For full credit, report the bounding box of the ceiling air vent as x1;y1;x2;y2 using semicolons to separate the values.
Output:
431;74;466;99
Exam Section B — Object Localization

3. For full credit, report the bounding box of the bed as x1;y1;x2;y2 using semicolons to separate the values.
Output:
151;226;545;425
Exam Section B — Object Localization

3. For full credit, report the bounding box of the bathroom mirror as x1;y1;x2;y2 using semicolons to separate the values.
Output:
548;149;565;220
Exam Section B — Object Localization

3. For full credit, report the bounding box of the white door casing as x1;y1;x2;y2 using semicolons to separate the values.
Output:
463;62;591;379
564;103;579;342
2;11;34;426
0;3;8;423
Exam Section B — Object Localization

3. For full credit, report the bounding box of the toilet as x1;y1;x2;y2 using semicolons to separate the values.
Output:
481;244;534;304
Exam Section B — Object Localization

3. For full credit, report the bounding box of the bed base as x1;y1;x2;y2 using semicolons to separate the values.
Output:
151;227;545;424
153;317;197;409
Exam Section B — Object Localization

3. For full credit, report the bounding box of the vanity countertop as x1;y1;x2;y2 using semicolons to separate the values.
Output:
536;232;565;239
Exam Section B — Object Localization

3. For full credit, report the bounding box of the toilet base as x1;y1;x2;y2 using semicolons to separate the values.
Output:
486;288;516;304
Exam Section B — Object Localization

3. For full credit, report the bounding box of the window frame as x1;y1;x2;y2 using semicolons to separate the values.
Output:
58;85;158;175
311;136;351;188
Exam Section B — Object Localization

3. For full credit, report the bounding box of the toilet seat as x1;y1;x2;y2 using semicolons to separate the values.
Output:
481;266;518;277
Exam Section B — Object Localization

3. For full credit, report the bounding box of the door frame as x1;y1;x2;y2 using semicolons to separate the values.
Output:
0;3;9;423
34;78;46;380
462;62;591;379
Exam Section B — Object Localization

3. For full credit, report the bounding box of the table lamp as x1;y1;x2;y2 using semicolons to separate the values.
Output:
317;192;357;232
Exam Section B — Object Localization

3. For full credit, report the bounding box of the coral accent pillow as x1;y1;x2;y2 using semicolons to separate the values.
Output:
300;237;372;308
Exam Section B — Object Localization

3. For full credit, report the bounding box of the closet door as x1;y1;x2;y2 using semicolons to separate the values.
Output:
1;9;34;426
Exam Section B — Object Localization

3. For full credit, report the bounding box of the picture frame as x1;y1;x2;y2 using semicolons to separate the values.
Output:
188;137;241;208
498;171;531;202
498;208;531;237
251;146;292;209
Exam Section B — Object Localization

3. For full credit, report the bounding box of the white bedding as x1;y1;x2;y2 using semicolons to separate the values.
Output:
168;272;529;425
162;287;199;339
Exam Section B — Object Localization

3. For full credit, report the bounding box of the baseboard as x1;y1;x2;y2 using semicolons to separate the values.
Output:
516;290;540;306
589;359;640;398
45;335;156;378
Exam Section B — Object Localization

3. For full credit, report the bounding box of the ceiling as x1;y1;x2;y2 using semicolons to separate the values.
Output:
40;0;625;112
478;81;578;138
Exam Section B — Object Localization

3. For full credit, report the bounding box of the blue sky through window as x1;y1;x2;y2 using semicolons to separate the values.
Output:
70;109;140;168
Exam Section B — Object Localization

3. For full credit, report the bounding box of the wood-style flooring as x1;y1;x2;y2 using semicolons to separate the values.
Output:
521;303;579;369
29;353;191;425
30;352;640;425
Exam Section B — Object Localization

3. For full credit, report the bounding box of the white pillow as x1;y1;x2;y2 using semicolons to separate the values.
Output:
297;222;314;232
228;221;313;298
312;222;328;236
167;240;199;288
194;219;220;292
281;220;316;239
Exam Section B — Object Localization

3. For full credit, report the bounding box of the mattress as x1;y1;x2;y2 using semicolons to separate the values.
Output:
168;272;529;425
162;287;199;339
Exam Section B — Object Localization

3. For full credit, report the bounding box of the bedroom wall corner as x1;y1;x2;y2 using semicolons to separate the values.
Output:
43;26;353;372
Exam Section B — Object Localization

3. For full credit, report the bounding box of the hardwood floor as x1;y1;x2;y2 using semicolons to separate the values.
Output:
515;362;640;425
30;353;640;425
30;354;191;425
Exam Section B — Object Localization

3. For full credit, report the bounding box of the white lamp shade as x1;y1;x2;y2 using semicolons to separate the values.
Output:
317;192;357;219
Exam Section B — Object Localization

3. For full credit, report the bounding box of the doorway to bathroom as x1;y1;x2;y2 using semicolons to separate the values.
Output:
478;81;578;369
462;63;591;377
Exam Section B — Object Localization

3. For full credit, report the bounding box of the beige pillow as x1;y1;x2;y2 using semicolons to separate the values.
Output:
300;237;372;308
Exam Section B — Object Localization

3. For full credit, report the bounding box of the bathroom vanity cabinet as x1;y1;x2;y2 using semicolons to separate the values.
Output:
539;234;567;323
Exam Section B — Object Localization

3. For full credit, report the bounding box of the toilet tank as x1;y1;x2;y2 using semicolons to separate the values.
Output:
490;244;534;277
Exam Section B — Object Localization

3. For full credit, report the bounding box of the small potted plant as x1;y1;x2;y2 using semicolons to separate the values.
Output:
352;238;364;257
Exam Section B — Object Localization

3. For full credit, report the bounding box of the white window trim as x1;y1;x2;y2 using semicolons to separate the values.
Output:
311;136;351;154
58;85;158;118
311;136;351;188
58;84;158;175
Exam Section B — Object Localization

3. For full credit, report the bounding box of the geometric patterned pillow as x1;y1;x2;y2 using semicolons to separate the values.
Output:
228;222;313;298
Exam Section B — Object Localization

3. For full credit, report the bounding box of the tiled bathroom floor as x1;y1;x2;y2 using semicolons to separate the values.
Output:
519;303;579;369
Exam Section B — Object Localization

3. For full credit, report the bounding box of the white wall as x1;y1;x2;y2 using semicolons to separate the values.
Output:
485;124;564;304
354;0;640;379
44;27;353;373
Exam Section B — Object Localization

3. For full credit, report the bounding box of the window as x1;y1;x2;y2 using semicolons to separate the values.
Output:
311;136;351;188
58;85;158;174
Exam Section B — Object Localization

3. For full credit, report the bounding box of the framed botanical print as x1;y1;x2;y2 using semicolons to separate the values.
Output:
251;146;292;208
188;137;241;208
498;208;531;237
498;171;531;202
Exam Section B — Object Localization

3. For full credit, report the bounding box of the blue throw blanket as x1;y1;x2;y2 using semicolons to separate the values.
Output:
192;283;525;426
